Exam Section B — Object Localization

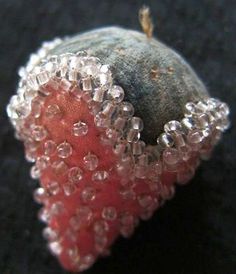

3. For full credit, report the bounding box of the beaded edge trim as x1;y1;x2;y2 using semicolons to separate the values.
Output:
6;37;230;270
6;37;230;184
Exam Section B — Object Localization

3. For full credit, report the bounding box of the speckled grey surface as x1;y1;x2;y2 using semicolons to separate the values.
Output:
52;27;208;143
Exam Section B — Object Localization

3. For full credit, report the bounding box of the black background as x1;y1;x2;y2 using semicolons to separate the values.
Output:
0;1;235;274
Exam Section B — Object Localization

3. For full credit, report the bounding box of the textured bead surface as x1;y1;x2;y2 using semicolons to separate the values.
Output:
6;27;230;273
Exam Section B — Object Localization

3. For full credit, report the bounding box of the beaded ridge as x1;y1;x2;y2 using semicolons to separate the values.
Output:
6;37;230;271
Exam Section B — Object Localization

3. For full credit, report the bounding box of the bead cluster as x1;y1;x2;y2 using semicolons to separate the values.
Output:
6;38;230;272
7;49;229;181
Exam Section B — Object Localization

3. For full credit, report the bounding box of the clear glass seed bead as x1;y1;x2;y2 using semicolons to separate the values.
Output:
82;90;92;103
185;102;201;115
177;168;195;185
25;150;37;163
181;117;196;130
70;86;83;100
101;101;117;118
187;130;204;144
47;181;60;195
157;133;174;147
172;132;186;148
76;206;93;221
97;65;112;88
196;101;209;112
83;153;98;171
50;201;65;216
70;206;93;231
131;117;144;132
67;247;80;265
92;170;109;181
38;207;50;223
44;140;57;155
33;187;48;203
163;147;180;165
215;116;230;131
32;125;47;141
119;186;136;200
60;78;72;92
153;160;163;174
81;186;96;202
113;140;130;155
93;220;109;236
81;77;92;91
93;88;106;102
113;116;127;131
196;113;210;128
137;153;150;166
68;167;83;183
30;165;41;179
36;156;50;170
48;241;62;256
94;234;108;253
67;69;78;82
63;183;76;196
70;216;82;231
64;228;77;243
219;102;230;116
119;102;134;118
78;254;95;271
94;113;111;128
132;140;145;155
72;121;88;137
31;97;42;118
179;145;192;161
164;120;182;133
88;101;101;115
44;61;57;74
206;98;220;110
27;73;39;90
138;195;153;208
134;164;147;179
43;227;58;242
37;70;50;85
82;57;100;76
45;104;62;119
102;206;117;221
120;212;134;226
120;225;135;238
108;85;125;103
51;160;68;175
69;56;82;70
126;129;140;142
105;128;122;141
57;141;73;159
